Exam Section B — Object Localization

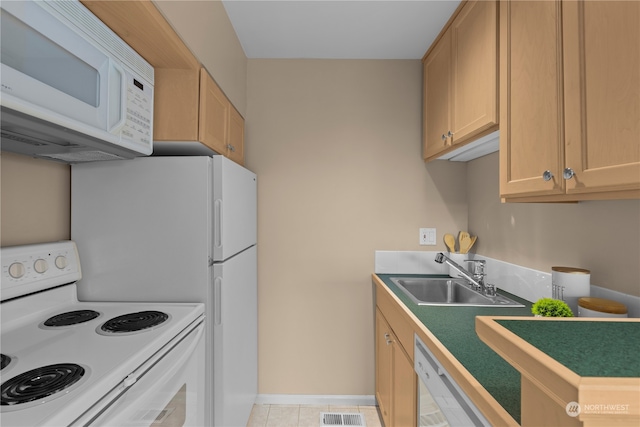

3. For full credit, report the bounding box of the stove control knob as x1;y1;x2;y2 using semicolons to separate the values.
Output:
34;259;49;274
8;262;25;279
55;256;68;270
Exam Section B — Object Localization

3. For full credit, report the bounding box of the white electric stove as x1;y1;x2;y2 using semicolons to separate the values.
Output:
0;241;205;426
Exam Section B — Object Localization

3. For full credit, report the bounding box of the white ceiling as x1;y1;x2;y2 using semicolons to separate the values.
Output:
222;0;462;59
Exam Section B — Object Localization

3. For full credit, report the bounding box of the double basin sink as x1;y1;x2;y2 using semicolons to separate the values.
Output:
390;277;524;307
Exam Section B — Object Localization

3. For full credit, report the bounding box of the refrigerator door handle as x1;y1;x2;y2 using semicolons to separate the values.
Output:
214;199;222;248
214;277;222;325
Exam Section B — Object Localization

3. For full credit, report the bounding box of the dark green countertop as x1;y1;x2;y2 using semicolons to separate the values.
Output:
376;274;533;424
496;320;640;378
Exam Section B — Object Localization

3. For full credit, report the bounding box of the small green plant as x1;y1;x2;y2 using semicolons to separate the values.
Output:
532;298;574;317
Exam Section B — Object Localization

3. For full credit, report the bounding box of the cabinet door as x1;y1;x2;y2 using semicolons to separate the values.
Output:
228;105;245;166
199;68;229;154
563;0;640;195
423;29;452;160
451;0;498;145
392;343;417;427
375;310;392;427
499;0;565;197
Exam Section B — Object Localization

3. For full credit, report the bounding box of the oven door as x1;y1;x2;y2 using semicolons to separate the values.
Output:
72;318;205;427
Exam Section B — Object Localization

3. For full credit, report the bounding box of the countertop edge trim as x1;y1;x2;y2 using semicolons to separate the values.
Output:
476;316;582;408
476;316;640;419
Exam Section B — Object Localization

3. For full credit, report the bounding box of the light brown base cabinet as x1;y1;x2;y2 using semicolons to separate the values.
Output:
375;309;416;427
374;275;520;427
500;0;640;201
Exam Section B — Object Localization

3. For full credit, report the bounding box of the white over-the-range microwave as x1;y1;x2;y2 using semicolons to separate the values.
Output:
0;0;154;163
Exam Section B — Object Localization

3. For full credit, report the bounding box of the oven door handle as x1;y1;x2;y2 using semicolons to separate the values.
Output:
69;316;205;426
121;317;205;390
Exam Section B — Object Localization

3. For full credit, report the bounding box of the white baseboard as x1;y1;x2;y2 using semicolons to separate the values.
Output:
255;394;377;406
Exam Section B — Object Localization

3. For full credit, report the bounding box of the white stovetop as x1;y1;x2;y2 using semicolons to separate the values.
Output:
0;284;203;427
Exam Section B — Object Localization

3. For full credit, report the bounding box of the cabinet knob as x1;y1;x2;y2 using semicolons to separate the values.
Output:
441;134;447;142
447;130;454;137
563;168;575;180
384;332;393;345
227;144;236;152
542;170;554;181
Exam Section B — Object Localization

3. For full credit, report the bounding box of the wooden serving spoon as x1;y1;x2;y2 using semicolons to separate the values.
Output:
459;232;472;254
466;235;478;253
444;233;456;253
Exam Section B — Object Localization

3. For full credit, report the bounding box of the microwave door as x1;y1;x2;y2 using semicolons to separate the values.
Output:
0;1;113;131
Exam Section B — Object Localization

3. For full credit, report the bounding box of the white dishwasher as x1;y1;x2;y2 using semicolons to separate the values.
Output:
414;334;490;427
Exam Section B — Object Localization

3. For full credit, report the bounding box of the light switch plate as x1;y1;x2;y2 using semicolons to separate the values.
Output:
419;228;436;245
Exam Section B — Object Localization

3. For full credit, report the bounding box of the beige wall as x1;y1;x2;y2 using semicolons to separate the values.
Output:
2;0;639;399
468;152;640;297
153;0;248;115
0;152;70;246
245;59;467;395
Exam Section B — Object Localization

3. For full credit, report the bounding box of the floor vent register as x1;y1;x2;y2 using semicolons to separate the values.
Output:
320;412;366;426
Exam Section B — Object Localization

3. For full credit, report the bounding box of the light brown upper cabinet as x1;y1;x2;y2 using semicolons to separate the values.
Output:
423;0;498;162
80;0;200;70
199;69;230;156
154;68;245;165
81;1;245;166
227;105;245;165
500;0;639;201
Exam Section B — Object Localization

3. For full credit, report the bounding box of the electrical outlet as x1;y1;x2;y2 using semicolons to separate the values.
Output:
419;228;436;245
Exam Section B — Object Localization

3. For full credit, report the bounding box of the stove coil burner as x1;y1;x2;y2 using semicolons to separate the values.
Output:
0;355;10;371
44;310;100;327
101;311;169;334
1;363;85;406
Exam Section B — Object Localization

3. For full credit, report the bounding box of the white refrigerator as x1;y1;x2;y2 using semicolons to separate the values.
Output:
71;156;257;427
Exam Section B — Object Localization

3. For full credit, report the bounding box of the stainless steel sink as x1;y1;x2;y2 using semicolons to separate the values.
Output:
390;277;524;307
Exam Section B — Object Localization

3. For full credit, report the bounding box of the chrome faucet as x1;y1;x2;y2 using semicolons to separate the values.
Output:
434;253;495;296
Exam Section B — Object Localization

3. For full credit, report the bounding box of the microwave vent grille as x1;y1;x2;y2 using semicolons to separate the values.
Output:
39;150;126;163
44;1;154;84
1;129;81;148
1;130;47;147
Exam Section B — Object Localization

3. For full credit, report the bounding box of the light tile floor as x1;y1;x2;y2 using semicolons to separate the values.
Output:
247;404;383;427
